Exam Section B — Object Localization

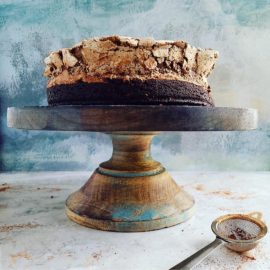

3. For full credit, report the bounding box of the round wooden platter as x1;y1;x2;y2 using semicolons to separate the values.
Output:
6;105;258;232
7;105;257;131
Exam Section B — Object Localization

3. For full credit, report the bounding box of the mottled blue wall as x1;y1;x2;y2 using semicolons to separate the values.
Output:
0;0;270;171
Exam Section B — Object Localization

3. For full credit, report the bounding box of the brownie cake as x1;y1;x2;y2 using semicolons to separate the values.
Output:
44;36;218;106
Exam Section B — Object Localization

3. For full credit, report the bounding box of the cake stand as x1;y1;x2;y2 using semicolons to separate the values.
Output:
7;105;257;232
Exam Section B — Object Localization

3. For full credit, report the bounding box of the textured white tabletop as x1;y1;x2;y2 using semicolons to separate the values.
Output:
0;172;269;270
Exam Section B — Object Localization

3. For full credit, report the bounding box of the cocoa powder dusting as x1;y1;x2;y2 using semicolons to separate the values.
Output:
91;251;102;261
194;184;204;191
207;189;251;200
0;222;40;232
10;251;32;264
0;183;11;192
228;227;254;241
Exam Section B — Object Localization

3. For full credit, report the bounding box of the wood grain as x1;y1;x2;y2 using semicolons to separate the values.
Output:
7;105;258;131
65;132;194;231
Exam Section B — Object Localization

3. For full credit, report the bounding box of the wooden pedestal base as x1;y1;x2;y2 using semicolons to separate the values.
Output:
65;133;195;232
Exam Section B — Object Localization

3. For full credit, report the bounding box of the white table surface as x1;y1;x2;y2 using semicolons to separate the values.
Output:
0;171;269;270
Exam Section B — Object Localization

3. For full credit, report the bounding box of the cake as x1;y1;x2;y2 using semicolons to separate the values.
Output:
44;36;218;106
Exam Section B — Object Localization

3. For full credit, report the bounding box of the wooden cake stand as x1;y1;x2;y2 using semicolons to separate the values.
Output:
7;106;257;232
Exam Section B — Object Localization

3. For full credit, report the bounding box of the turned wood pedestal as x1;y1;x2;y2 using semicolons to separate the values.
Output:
66;132;194;231
7;105;257;231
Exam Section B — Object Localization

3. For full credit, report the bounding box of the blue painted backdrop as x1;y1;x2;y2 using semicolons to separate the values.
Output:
0;0;270;171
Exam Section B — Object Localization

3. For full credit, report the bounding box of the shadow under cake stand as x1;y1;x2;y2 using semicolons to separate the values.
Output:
7;105;257;232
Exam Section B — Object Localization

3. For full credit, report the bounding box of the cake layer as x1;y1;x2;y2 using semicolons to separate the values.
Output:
47;79;214;106
44;35;219;92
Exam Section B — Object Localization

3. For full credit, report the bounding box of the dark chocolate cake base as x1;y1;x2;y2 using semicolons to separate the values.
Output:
47;79;214;106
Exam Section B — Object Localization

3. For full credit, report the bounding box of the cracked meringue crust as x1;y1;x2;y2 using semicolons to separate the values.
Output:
44;35;218;106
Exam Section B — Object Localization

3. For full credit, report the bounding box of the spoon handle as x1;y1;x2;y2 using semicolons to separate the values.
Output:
170;238;223;270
